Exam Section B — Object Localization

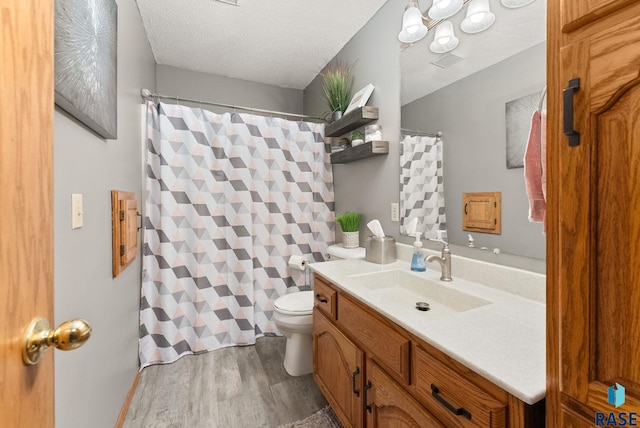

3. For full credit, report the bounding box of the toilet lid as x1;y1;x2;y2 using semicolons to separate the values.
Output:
274;291;313;315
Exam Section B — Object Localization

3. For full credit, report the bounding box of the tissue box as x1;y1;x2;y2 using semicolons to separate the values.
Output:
365;236;397;264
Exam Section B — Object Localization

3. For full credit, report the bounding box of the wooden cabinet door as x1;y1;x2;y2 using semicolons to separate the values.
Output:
548;8;640;426
462;192;501;235
560;0;637;30
366;360;445;428
313;309;363;428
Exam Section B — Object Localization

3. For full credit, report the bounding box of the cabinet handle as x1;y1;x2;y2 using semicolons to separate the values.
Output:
431;384;471;420
352;367;360;397
563;78;581;147
315;293;328;303
464;203;468;215
364;380;373;413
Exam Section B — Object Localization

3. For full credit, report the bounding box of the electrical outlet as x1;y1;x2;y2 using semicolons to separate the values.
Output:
391;203;399;222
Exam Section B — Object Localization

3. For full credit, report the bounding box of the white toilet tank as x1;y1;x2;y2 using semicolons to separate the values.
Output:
327;244;366;260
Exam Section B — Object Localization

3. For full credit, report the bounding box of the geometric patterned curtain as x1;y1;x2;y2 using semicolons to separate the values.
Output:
139;102;335;368
399;134;447;239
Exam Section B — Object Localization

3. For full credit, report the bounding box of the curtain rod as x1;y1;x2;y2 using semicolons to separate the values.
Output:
140;89;325;122
401;128;443;138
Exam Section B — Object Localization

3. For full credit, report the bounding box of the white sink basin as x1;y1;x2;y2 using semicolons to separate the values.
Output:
348;269;491;319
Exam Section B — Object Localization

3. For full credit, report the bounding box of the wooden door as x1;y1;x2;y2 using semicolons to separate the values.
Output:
366;360;444;428
560;0;638;31
313;309;363;428
548;2;640;425
0;0;55;426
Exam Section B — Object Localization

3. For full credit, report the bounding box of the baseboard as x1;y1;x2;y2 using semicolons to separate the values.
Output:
114;370;141;428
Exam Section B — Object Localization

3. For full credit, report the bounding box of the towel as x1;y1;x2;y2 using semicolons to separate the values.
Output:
524;110;546;226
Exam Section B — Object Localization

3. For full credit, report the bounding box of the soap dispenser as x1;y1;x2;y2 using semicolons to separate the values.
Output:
411;232;426;272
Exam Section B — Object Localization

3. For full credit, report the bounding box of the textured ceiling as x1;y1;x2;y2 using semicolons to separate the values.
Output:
136;0;545;99
136;0;389;90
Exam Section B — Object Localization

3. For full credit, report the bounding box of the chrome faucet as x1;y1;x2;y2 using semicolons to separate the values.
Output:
425;239;452;282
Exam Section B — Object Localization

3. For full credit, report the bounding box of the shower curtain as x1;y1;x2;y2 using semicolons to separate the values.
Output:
139;102;335;368
399;134;447;238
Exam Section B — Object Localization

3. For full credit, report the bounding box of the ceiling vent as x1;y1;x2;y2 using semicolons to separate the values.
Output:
431;53;464;68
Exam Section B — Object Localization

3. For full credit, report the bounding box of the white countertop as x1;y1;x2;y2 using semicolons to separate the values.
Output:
310;257;546;405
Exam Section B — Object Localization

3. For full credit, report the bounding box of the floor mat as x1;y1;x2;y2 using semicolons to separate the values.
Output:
277;405;343;428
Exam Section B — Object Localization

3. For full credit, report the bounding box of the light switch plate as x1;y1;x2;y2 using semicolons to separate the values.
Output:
71;194;83;229
391;203;399;222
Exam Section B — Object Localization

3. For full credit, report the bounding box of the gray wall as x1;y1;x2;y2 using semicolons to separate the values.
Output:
53;0;156;426
157;65;304;115
303;0;405;245
401;42;546;260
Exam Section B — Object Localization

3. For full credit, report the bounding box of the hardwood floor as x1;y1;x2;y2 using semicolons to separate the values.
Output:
122;336;327;428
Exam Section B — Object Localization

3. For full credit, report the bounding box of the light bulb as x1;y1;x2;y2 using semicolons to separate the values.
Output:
460;0;495;34
398;3;428;43
469;11;485;23
428;0;462;19
404;7;423;32
429;20;458;53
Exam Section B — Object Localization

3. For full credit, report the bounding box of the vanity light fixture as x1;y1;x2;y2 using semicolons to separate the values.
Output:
398;1;429;43
460;0;495;34
429;21;459;53
428;0;464;20
400;0;535;53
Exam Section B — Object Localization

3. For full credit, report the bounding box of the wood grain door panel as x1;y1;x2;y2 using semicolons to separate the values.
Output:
553;11;640;422
561;0;637;32
0;0;55;426
313;309;363;428
366;360;445;428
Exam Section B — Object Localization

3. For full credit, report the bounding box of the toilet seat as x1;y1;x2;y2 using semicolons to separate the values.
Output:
274;291;313;316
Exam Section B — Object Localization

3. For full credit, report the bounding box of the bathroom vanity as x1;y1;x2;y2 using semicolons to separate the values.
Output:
310;254;545;427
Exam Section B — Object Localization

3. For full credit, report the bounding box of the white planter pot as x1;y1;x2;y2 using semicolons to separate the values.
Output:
342;231;360;249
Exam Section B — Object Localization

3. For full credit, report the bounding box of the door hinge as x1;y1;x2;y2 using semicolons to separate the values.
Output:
120;210;125;221
120;245;125;256
494;218;497;225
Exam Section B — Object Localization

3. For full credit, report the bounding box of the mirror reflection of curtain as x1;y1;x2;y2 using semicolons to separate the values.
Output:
139;102;335;368
400;135;447;239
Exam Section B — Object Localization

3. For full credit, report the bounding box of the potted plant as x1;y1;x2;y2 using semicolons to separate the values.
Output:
321;60;354;122
351;130;364;147
336;212;361;248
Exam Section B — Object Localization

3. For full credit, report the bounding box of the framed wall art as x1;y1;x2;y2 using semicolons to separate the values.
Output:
55;0;118;139
505;91;539;169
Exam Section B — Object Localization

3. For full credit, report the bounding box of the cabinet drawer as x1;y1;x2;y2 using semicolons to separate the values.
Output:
313;275;337;320
413;346;506;428
338;295;410;383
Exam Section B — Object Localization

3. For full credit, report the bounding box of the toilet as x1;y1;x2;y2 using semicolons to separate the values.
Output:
274;246;365;376
274;291;314;376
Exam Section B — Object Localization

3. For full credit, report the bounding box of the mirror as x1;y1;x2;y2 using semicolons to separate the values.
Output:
399;1;546;262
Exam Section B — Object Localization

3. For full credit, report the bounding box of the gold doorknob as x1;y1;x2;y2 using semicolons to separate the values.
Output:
23;317;92;365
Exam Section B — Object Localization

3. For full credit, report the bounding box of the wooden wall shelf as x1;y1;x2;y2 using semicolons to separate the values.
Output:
330;141;389;164
325;106;379;137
